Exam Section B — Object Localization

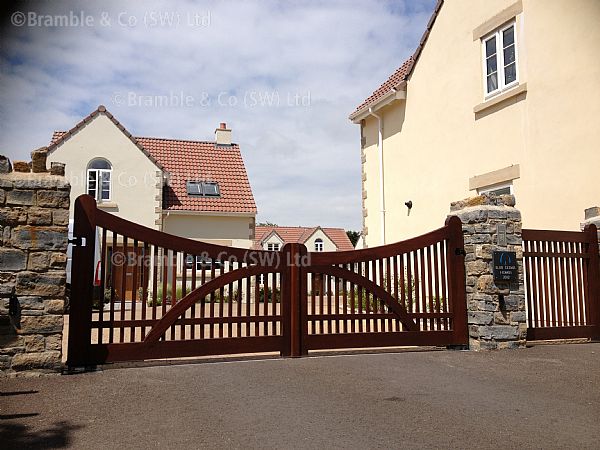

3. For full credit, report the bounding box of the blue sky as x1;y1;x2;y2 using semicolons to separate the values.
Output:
0;0;436;230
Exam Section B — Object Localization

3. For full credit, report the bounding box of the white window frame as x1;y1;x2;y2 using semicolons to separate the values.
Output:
87;159;112;202
481;20;519;99
266;243;280;252
314;238;324;252
477;181;513;196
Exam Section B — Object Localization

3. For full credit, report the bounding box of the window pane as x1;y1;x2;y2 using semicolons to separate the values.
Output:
503;26;514;47
202;182;219;196
87;171;97;197
503;45;515;65
487;73;498;93
486;55;497;75
504;63;517;84
485;37;496;57
89;159;111;170
490;187;511;196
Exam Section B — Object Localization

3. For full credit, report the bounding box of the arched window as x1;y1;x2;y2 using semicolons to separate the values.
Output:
315;238;324;252
87;158;112;202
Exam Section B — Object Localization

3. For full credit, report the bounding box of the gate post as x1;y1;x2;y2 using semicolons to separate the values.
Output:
281;243;307;357
449;194;527;350
67;195;97;367
445;215;468;346
583;223;600;339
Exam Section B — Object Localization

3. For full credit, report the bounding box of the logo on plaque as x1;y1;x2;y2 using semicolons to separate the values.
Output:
493;251;518;282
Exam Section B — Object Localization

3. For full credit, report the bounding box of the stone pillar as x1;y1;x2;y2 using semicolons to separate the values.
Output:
449;194;526;350
0;155;70;376
581;206;600;248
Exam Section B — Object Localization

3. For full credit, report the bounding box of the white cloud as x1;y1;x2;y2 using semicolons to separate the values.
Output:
0;0;435;230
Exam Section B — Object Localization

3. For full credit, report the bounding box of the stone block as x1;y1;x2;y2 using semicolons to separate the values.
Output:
15;271;66;297
44;299;64;314
27;252;50;271
49;252;67;268
487;209;508;219
31;148;48;173
19;315;63;334
456;209;488;224
510;311;527;323
478;325;519;340
10;351;61;371
468;311;494;325
0;155;11;174
476;275;496;293
475;244;493;259
0;335;25;355
27;208;52;225
0;189;5;205
6;190;34;206
466;260;489;276
0;248;27;271
52;209;70;226
503;295;523;311
0;355;11;370
36;190;70;208
24;335;46;352
0;207;27;225
465;234;492;244
494;311;510;325
50;162;66;176
13;161;31;173
45;334;62;351
11;226;68;251
18;296;44;310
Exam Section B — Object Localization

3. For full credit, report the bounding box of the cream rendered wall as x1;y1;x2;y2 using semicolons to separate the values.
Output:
163;214;254;249
263;234;284;249
47;114;162;229
361;0;600;244
305;229;337;252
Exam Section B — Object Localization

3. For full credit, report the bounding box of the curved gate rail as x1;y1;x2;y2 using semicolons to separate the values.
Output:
298;216;468;353
68;195;468;366
68;195;295;366
523;225;600;341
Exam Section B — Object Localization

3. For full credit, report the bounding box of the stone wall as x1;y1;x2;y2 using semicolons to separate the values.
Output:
449;194;527;350
581;206;600;247
0;151;70;376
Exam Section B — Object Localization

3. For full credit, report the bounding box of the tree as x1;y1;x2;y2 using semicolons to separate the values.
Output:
257;221;278;226
346;230;360;247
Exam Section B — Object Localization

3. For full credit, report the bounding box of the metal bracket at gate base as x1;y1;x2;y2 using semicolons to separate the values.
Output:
68;236;87;247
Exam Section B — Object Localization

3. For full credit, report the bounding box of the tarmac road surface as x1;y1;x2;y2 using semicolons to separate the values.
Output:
1;342;599;449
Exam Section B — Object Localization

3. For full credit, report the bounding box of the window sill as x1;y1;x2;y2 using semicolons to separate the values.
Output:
474;82;527;115
97;202;118;209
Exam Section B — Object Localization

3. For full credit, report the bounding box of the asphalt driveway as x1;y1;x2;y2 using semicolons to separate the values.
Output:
1;343;599;449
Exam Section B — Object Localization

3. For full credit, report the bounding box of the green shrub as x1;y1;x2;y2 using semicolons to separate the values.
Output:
258;286;280;303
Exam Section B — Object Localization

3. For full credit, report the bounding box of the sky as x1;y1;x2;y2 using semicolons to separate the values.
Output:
0;0;436;230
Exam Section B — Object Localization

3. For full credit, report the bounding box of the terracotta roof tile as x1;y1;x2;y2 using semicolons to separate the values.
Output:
253;226;354;251
50;107;257;214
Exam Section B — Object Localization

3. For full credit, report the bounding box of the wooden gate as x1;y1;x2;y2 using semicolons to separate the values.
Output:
522;225;600;341
67;195;467;367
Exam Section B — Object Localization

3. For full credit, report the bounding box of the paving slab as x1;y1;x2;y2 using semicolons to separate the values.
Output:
1;343;599;449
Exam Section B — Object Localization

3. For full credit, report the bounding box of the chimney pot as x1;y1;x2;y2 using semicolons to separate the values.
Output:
215;122;232;145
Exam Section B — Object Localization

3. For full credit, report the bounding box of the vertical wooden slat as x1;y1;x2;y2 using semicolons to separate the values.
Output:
219;259;225;338
245;272;251;338
140;243;149;340
524;239;535;329
161;248;168;339
263;269;269;336
342;265;348;334
426;245;434;331
170;250;177;340
574;242;585;326
130;240;138;342
413;250;421;330
190;255;196;339
253;272;259;337
201;264;206;339
433;243;441;331
349;263;356;333
558;241;568;326
542;241;552;327
365;262;371;332
109;231;117;344
119;236;127;343
181;252;188;340
565;241;575;326
210;262;215;339
399;253;406;331
151;245;158;324
439;242;448;330
237;262;243;338
357;262;363;333
98;228;107;344
271;271;277;336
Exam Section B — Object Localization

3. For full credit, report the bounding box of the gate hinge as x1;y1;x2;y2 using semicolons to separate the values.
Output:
455;247;466;256
68;236;87;247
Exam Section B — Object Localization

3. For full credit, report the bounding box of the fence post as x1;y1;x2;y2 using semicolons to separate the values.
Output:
281;243;304;357
584;223;600;339
67;195;97;368
445;215;468;346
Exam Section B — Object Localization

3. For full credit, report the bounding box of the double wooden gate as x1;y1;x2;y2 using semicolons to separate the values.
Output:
523;226;600;341
67;195;468;367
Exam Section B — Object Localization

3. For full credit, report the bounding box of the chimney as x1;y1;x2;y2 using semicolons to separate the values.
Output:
215;122;232;146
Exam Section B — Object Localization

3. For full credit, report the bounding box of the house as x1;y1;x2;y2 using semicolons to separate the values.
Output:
349;0;600;246
253;226;354;252
46;105;257;298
